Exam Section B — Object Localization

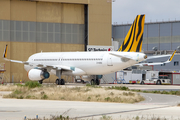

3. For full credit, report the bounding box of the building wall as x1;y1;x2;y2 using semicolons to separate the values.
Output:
0;0;112;83
88;0;112;46
112;21;180;51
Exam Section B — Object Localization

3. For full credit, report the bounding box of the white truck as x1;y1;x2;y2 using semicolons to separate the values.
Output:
141;75;171;85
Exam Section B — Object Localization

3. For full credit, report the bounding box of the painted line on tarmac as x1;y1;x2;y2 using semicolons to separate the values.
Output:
73;105;171;119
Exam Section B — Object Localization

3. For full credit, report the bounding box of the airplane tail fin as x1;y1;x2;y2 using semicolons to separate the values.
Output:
167;50;176;62
3;44;8;59
117;15;145;52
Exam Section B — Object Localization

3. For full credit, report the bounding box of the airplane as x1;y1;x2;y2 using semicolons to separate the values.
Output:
3;14;147;85
76;50;176;83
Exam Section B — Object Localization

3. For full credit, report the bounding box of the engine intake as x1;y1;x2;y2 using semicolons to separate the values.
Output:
28;69;50;81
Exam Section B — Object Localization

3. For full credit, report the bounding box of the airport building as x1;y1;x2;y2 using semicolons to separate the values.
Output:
0;0;112;83
112;21;180;72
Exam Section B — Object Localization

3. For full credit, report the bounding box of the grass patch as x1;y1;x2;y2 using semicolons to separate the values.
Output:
25;81;42;88
108;86;180;96
100;115;112;120
41;94;48;99
24;114;173;120
16;83;24;87
108;86;129;91
3;85;144;103
131;89;180;96
86;83;102;88
0;84;17;91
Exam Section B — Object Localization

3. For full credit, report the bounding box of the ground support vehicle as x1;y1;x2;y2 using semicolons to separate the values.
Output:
141;75;171;85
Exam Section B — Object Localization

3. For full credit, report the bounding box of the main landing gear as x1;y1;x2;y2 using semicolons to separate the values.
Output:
55;70;65;85
56;79;65;85
91;79;100;85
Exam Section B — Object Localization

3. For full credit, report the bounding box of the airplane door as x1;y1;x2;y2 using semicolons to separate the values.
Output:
107;54;113;66
59;57;63;65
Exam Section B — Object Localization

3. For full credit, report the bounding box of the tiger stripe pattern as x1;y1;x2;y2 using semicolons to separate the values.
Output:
117;15;145;52
169;50;176;61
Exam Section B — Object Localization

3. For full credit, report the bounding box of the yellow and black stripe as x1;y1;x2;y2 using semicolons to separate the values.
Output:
169;50;176;61
3;44;8;58
117;15;145;52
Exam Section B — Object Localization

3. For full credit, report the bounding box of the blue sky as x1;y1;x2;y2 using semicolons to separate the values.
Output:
112;0;180;24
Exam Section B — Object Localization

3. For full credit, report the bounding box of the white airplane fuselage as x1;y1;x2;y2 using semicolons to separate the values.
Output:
24;51;146;76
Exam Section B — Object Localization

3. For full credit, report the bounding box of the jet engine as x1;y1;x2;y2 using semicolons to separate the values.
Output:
28;69;50;81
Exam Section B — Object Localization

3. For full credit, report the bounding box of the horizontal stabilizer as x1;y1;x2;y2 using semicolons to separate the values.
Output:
136;50;176;66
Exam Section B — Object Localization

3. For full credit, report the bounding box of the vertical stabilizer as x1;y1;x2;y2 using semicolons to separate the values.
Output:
117;15;145;52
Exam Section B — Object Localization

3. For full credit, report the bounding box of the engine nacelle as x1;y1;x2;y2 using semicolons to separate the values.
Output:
28;69;50;81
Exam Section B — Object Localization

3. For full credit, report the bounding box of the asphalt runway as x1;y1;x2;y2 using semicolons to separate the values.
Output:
0;84;180;120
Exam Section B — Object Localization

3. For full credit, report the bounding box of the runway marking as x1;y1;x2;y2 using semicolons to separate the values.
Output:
146;95;152;102
73;105;172;119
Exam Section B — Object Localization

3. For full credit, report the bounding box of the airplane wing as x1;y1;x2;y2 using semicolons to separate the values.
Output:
3;45;29;64
135;50;176;66
146;55;172;60
2;45;72;71
36;64;72;71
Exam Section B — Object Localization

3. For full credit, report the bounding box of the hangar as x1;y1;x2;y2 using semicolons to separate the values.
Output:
0;0;112;83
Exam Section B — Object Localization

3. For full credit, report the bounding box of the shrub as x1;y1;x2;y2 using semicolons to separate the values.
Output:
25;81;42;88
16;83;24;87
17;95;23;99
26;95;31;99
100;115;112;120
86;83;91;86
41;94;48;99
104;97;111;101
14;90;22;94
109;86;129;91
87;97;91;101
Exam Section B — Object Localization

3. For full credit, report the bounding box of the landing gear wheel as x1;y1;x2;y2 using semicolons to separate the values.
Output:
55;79;65;85
39;80;43;84
56;79;60;85
156;80;161;85
95;79;100;85
60;79;65;85
81;80;85;84
141;81;144;85
91;79;94;85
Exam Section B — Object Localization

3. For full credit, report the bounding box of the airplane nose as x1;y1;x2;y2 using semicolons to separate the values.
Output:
144;55;147;59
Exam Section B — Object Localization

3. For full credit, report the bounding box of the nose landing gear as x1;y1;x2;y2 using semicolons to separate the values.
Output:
91;79;100;85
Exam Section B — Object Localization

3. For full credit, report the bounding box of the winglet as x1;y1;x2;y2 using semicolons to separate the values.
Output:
167;50;176;62
3;44;8;59
2;44;25;64
117;14;145;52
